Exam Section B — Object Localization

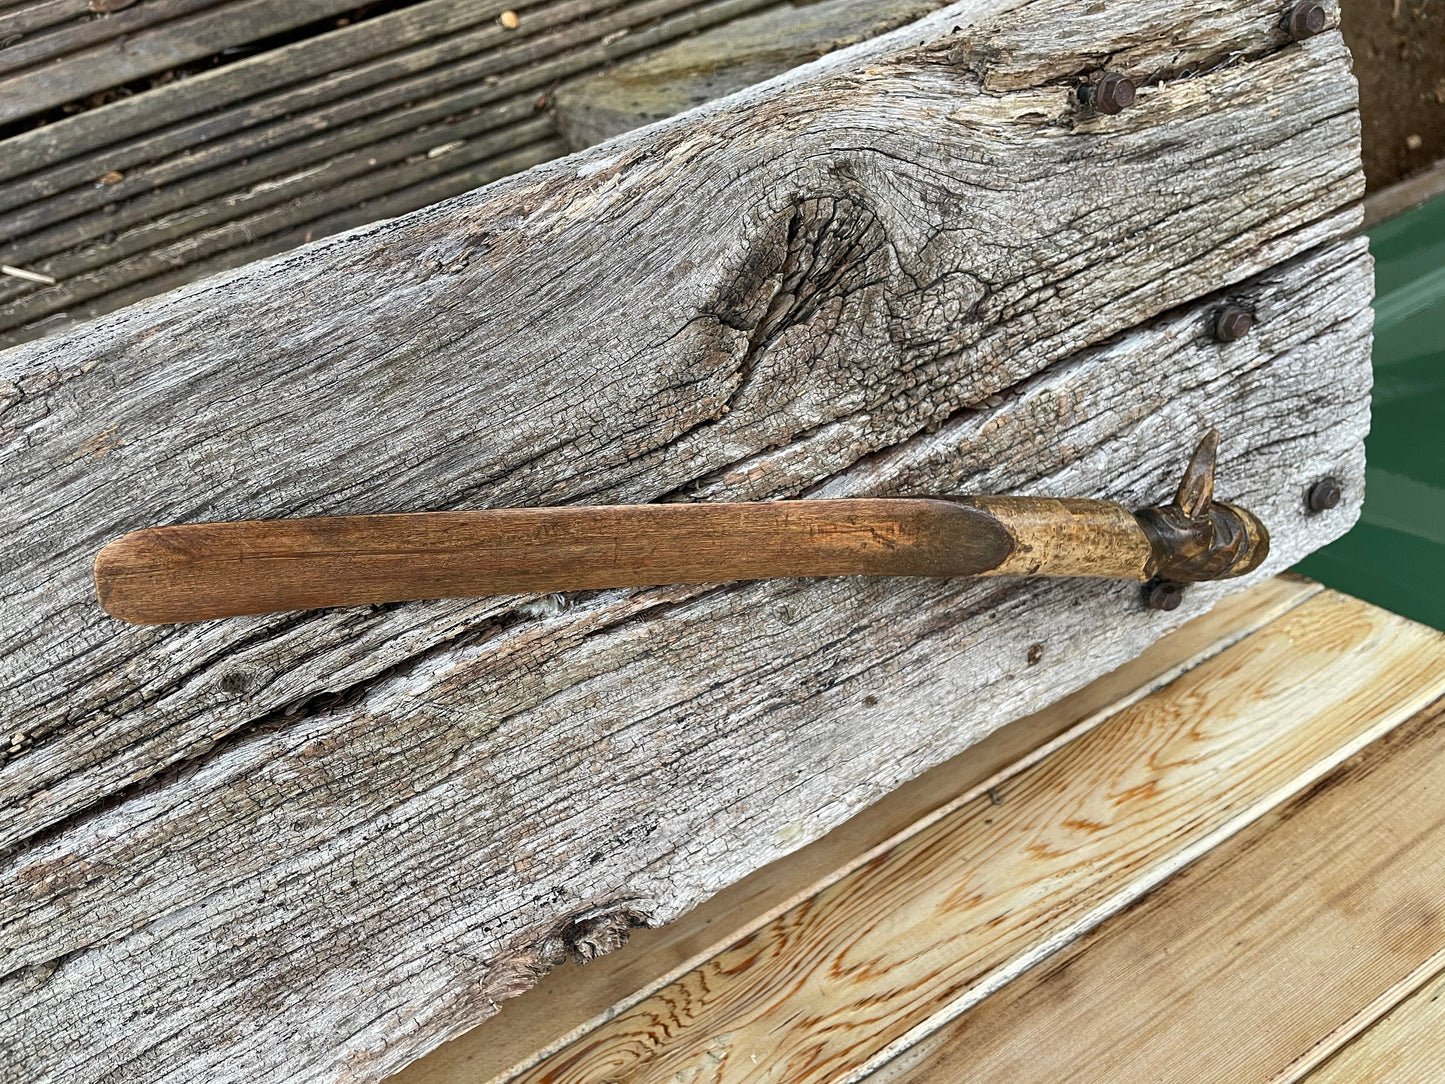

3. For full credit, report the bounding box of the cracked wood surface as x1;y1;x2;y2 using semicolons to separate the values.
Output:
0;1;1367;1082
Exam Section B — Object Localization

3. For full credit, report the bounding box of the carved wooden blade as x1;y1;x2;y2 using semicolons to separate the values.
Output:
94;500;1018;624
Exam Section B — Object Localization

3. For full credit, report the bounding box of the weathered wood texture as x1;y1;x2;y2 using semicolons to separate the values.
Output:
0;0;816;344
553;0;937;148
0;2;1367;1082
877;677;1445;1084
0;0;366;122
496;591;1445;1084
398;575;1326;1084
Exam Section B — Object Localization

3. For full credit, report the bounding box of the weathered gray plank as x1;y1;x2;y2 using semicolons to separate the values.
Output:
0;238;1374;1084
0;0;513;184
555;0;940;149
0;0;364;123
0;1;1365;1081
0;0;91;42
0;0;623;230
0;0;1363;846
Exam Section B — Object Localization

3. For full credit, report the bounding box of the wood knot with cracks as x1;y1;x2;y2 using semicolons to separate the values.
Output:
696;190;988;442
217;665;268;697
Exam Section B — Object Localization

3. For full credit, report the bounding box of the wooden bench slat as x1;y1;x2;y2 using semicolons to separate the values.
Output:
0;0;507;185
0;0;92;42
0;0;372;124
495;591;1445;1084
1304;964;1445;1083
0;112;561;325
0;0;616;229
0;0;230;78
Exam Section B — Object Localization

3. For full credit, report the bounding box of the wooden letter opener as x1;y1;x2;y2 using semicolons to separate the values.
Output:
95;431;1267;624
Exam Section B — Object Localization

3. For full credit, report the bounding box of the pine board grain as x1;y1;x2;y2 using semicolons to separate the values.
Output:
501;590;1445;1084
1305;964;1445;1084
875;661;1445;1084
395;574;1324;1084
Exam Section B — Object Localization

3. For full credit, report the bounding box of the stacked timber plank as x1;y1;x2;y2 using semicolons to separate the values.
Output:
1;0;869;345
399;579;1445;1084
1;2;1372;1083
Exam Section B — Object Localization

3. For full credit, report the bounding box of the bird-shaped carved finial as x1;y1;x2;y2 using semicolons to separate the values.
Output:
1134;429;1269;582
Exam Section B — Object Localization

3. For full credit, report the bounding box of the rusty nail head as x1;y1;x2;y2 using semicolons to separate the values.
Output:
1214;305;1254;342
1147;581;1184;612
1081;72;1136;115
1287;2;1327;40
1307;477;1342;513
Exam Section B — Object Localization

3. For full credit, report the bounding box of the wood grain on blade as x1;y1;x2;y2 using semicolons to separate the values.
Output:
93;500;1014;623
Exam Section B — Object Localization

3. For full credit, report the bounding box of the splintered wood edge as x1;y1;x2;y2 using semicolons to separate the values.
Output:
393;575;1321;1084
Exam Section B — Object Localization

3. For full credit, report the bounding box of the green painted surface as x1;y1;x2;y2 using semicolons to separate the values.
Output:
1295;196;1445;630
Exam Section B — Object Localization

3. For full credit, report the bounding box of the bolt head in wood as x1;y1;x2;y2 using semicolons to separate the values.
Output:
1307;477;1342;513
1081;72;1136;115
1214;305;1254;342
1146;581;1184;612
1286;2;1327;40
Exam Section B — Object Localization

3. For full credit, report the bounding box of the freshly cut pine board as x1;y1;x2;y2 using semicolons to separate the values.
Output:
0;3;1369;1083
1307;966;1445;1084
877;671;1445;1084
481;588;1445;1084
